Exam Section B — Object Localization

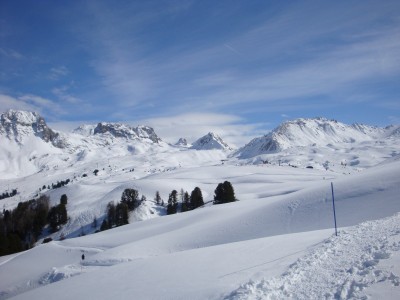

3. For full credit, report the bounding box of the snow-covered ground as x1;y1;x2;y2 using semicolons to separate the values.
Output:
1;155;400;299
1;112;400;299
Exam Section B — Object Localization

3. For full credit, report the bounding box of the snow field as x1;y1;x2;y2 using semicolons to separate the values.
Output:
1;158;400;299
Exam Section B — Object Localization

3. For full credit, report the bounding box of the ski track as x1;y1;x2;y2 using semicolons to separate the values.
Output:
226;213;400;300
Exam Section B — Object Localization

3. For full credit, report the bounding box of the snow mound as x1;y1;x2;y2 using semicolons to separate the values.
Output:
226;213;400;300
39;265;83;284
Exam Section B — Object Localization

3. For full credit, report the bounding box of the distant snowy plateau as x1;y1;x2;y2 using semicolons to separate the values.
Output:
1;109;400;299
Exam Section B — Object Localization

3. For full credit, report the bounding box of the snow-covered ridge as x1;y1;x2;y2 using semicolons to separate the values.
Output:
74;122;161;143
235;117;399;159
190;132;232;150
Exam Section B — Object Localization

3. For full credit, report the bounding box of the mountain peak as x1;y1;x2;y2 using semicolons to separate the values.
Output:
190;132;232;150
175;138;189;147
0;109;60;145
235;117;391;159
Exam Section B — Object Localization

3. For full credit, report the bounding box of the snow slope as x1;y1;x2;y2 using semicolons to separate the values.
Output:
228;213;400;299
1;157;400;299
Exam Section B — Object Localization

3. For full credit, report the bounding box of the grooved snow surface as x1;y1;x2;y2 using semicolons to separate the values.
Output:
227;214;400;300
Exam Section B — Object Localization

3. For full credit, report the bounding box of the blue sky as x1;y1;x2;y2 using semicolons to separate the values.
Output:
1;0;399;145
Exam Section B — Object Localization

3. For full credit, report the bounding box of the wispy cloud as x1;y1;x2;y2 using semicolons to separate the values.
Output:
0;47;24;60
136;113;268;147
3;1;399;129
78;0;400;119
49;66;69;80
0;94;63;117
52;85;80;104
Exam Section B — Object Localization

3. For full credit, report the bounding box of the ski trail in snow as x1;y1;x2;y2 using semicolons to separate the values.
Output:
226;213;400;300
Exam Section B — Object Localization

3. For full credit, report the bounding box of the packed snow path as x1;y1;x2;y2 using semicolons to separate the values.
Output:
226;213;400;299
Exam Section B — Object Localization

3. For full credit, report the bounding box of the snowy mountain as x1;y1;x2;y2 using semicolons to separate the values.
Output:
235;117;400;161
190;132;232;150
0;109;66;148
175;137;189;147
0;110;170;178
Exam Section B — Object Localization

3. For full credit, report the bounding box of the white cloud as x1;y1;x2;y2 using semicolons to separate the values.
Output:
135;113;268;147
52;86;80;104
0;94;63;117
0;94;38;112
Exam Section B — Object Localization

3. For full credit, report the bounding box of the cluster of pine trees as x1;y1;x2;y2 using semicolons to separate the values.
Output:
164;187;205;215
0;194;69;256
0;189;18;200
100;188;146;231
47;194;68;232
161;181;237;215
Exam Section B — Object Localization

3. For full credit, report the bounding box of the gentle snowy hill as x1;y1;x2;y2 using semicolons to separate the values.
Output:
191;132;233;150
1;157;400;299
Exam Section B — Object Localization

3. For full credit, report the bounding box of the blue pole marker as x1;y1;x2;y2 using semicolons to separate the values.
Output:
331;182;338;236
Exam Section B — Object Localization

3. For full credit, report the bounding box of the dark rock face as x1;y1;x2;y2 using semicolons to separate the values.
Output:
93;122;161;143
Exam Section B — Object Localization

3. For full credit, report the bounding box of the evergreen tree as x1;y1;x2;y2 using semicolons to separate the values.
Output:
115;202;129;226
60;194;68;205
154;191;162;205
100;219;109;231
121;188;139;211
47;203;68;232
190;187;204;209
213;181;237;204
106;202;116;227
33;195;49;237
92;216;98;229
181;191;190;212
47;206;59;232
59;204;68;224
167;190;178;215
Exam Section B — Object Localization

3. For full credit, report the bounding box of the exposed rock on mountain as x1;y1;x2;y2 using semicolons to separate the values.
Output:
74;122;162;143
0;109;64;147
